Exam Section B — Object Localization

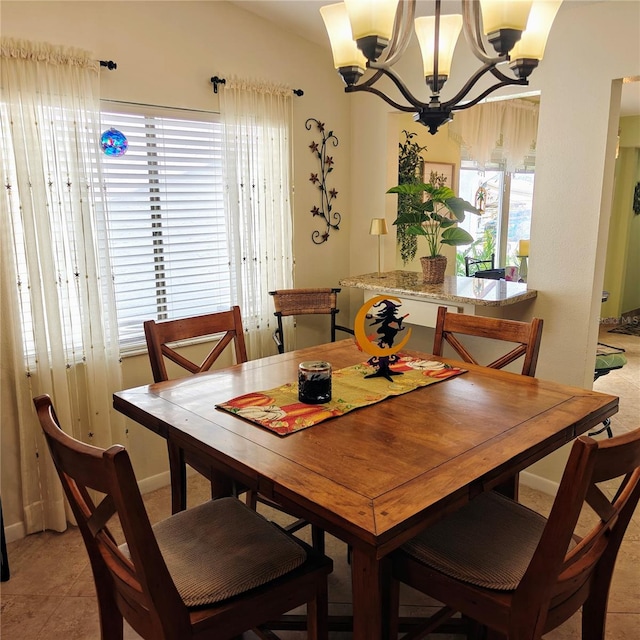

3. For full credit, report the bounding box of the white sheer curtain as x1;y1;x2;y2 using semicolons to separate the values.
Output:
449;98;539;171
0;39;125;534
219;77;295;359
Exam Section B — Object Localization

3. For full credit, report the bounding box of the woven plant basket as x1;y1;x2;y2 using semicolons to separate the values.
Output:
420;255;447;284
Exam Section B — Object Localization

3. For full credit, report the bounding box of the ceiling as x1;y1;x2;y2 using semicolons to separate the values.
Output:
229;0;640;116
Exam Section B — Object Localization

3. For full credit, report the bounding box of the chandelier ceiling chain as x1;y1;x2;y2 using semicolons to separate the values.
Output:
321;0;562;134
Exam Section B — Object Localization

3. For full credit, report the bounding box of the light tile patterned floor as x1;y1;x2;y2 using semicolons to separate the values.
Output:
1;326;638;639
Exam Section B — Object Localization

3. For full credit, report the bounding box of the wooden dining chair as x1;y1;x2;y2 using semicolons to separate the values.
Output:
433;306;544;377
388;427;640;640
33;394;331;640
144;308;248;515
144;308;326;553
144;307;247;383
269;288;353;354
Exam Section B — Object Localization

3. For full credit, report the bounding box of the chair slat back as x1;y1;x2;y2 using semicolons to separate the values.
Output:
513;428;640;637
33;395;188;638
432;306;543;376
144;307;247;383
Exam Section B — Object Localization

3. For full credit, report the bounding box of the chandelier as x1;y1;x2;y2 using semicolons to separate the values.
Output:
320;0;562;134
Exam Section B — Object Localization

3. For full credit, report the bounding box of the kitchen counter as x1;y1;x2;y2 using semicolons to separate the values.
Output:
339;271;537;327
340;271;536;307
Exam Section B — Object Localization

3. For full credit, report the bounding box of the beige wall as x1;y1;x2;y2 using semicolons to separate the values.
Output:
3;0;640;533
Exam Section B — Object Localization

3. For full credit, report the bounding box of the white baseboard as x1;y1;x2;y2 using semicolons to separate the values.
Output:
520;470;559;497
5;470;557;545
137;470;171;495
5;472;172;543
4;521;26;544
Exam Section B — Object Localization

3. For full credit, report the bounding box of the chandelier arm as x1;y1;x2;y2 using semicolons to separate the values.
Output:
368;61;429;109
462;0;497;64
487;65;519;83
439;60;518;110
356;67;386;90
383;0;416;66
449;78;528;112
346;84;418;114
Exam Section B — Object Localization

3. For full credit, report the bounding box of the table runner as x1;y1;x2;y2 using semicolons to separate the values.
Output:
216;355;466;436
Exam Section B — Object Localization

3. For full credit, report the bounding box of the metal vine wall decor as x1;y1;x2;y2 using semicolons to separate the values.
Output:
306;118;340;244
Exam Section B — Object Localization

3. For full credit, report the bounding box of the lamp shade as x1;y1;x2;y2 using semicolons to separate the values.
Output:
518;239;530;257
415;14;463;79
370;218;388;235
320;3;367;70
479;0;532;34
344;0;399;41
510;0;562;62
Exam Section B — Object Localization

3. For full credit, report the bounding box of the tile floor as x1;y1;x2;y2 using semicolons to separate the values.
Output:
1;325;638;639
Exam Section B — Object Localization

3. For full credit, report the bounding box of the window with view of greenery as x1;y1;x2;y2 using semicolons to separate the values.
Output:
456;163;535;275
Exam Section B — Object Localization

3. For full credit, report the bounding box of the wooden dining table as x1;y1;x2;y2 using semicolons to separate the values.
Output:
113;340;618;640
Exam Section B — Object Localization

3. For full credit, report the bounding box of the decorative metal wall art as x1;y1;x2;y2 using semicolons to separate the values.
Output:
306;118;340;244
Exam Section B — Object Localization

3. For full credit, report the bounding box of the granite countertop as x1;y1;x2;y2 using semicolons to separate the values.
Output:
339;271;537;307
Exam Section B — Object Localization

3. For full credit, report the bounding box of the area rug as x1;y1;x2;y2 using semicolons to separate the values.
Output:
609;318;640;336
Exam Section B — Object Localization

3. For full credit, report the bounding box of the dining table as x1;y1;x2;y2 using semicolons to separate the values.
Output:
113;339;618;640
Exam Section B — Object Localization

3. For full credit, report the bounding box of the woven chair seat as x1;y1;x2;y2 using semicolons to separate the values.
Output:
121;497;306;607
401;491;553;591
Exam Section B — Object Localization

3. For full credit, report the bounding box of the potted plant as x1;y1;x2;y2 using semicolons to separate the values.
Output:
388;175;481;284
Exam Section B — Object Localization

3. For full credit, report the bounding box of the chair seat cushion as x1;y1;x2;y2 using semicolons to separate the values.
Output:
400;491;548;591
121;497;306;607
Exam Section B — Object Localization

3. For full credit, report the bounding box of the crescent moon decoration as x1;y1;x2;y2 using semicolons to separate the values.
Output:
354;295;412;381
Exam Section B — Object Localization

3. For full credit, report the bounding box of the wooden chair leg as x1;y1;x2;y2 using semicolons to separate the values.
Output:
388;576;401;640
93;561;124;640
245;489;258;510
306;580;329;640
311;525;325;555
167;440;187;513
581;568;613;640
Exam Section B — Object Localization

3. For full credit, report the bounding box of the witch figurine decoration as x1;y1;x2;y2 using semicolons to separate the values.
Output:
363;298;409;381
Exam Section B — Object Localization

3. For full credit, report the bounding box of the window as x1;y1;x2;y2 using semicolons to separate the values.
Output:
100;108;232;348
456;162;535;275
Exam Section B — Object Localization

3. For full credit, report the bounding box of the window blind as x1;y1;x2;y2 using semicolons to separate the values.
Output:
100;110;232;347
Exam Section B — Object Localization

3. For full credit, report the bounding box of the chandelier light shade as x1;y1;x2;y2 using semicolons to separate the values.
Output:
321;0;563;134
480;0;533;54
415;14;463;92
320;3;368;78
509;0;563;76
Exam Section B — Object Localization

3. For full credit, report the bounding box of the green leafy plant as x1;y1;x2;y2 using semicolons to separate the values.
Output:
388;181;481;258
395;131;427;264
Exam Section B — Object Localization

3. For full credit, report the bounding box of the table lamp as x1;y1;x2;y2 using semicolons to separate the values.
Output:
518;239;529;282
370;218;388;276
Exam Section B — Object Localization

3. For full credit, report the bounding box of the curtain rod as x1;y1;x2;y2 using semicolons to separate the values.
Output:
100;60;117;70
210;76;303;96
